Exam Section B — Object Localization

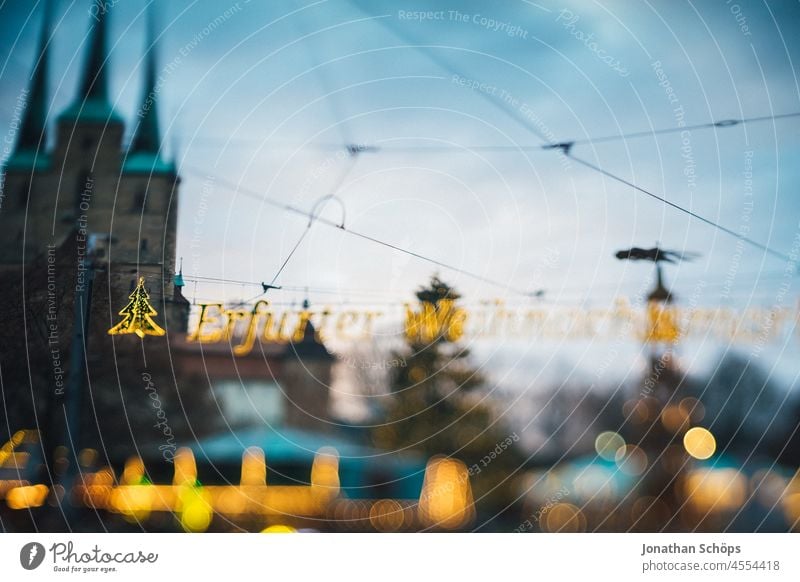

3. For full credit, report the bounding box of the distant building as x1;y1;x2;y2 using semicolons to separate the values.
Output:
0;5;478;533
0;3;189;332
172;322;336;433
0;3;337;455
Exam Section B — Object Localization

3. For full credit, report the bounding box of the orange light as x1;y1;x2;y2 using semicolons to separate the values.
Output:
418;456;475;530
241;447;266;486
7;484;49;509
683;427;716;460
173;448;197;486
0;430;29;467
261;524;296;533
643;301;680;343
109;485;155;521
311;447;340;496
684;469;746;512
783;493;800;529
122;457;145;485
178;486;213;532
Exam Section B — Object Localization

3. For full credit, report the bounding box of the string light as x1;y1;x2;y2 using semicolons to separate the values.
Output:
107;277;166;338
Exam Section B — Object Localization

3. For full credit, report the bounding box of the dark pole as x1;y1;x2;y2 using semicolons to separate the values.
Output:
58;235;97;525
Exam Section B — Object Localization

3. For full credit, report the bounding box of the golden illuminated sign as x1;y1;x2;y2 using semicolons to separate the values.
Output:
644;302;681;344
186;297;798;354
404;299;467;343
188;300;383;355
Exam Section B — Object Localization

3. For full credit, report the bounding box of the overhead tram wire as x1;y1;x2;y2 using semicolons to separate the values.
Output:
175;264;787;303
535;112;795;264
179;111;800;152
407;64;798;265
185;108;797;286
183;276;401;297
564;111;800;147
564;153;792;263
322;111;796;263
288;5;353;148
182;166;539;297
169;267;790;298
149;276;788;309
230;156;360;307
325;111;800;153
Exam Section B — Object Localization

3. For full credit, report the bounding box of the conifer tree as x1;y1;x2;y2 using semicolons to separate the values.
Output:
373;276;522;522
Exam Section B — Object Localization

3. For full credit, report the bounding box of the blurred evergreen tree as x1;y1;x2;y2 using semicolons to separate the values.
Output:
372;276;523;522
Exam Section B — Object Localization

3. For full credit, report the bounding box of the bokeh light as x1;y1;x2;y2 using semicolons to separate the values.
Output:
683;427;716;460
544;503;586;533
261;525;297;533
661;405;690;433
369;499;405;532
595;431;625;461
684;469;746;512
615;445;648;476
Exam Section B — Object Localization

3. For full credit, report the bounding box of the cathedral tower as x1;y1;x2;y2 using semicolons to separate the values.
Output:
0;3;188;332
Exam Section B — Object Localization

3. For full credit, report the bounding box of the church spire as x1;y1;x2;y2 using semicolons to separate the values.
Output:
79;6;110;103
14;0;52;155
59;4;120;123
129;8;161;156
124;7;175;175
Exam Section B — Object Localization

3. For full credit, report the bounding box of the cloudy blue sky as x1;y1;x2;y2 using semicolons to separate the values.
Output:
2;1;799;405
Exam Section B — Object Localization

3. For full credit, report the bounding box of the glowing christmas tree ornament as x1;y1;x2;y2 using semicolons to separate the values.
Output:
108;277;166;338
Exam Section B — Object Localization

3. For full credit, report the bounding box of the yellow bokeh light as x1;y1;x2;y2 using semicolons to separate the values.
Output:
261;524;297;533
216;488;247;515
173;448;197;486
684;468;746;512
783;493;800;528
6;484;48;509
644;302;680;343
595;431;625;461
178;486;213;532
109;485;154;522
683;427;716;460
419;457;475;530
122;457;145;485
181;502;212;532
311;447;340;497
241;447;266;487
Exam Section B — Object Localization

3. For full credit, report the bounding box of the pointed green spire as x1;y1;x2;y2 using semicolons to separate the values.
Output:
129;8;160;156
7;0;53;170
59;4;121;123
124;7;175;175
80;6;109;103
